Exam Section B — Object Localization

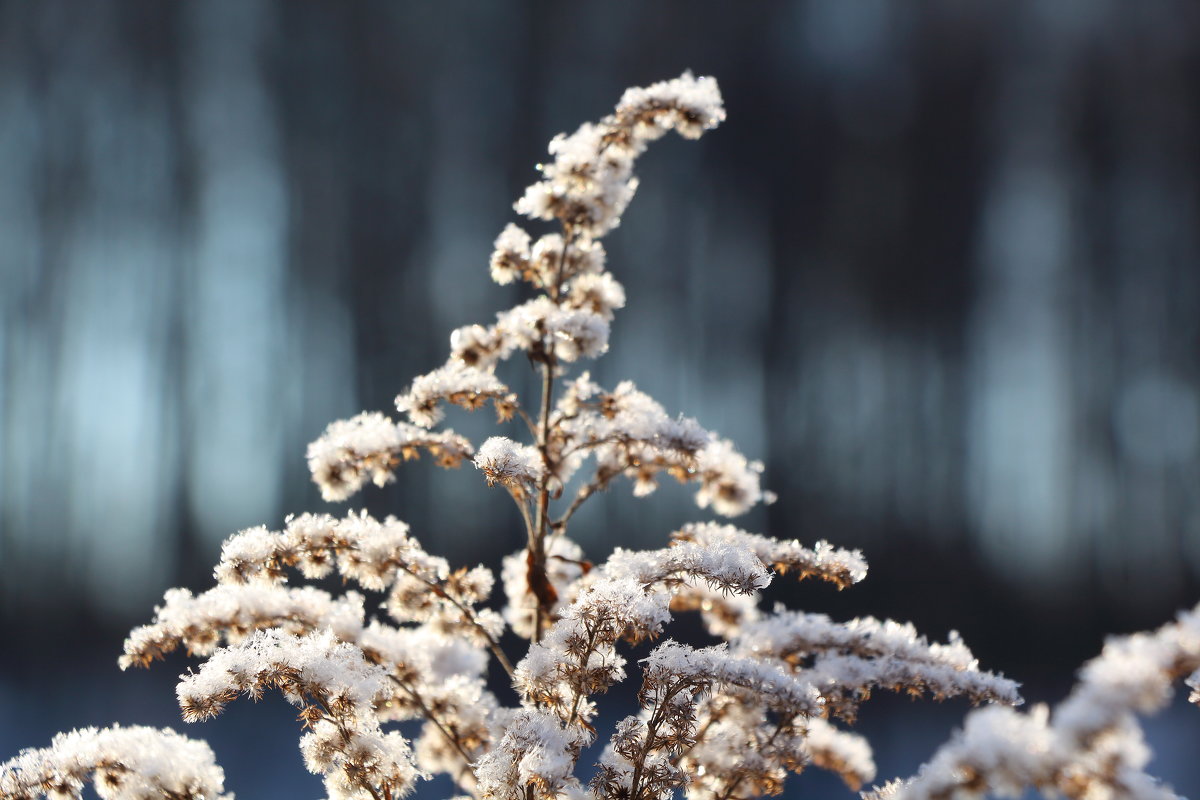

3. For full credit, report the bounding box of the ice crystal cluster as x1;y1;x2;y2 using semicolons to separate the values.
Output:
4;72;1198;800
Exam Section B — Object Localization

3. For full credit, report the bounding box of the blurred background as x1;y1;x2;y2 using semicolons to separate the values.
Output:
2;0;1199;796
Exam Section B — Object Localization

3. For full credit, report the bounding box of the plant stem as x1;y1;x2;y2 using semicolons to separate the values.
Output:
628;680;689;800
530;359;556;643
528;227;574;643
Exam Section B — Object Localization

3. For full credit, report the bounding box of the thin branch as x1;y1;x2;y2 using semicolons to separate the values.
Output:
552;468;616;535
713;717;790;800
628;680;690;800
516;406;539;439
388;674;478;790
313;693;388;800
671;714;718;767
565;620;602;728
397;564;515;678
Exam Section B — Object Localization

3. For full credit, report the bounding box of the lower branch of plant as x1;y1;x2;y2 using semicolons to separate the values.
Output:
389;674;478;793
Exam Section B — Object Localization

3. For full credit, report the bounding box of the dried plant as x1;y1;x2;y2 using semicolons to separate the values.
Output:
3;72;1195;800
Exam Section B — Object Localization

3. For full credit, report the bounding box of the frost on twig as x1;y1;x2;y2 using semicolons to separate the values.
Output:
862;706;1177;800
0;726;229;800
515;71;725;239
396;361;518;429
448;285;617;372
489;224;607;290
212;511;443;587
680;703;876;799
474;709;589;800
733;610;1021;721
514;538;774;728
673;522;867;590
594;642;822;800
549;375;775;519
177;630;423;800
120;583;367;668
126;510;503;663
122;511;507;795
665;524;867;639
864;604;1200;800
308;411;473;502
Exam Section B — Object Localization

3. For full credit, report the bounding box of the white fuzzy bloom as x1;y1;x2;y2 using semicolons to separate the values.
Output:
515;72;724;238
514;539;778;724
175;630;423;799
1055;604;1200;743
604;541;771;595
308;411;474;502
569;238;606;277
490;223;532;285
551;378;778;517
614;71;726;141
301;722;421;800
866;705;1179;800
474;436;545;493
641;641;822;716
474;709;587;800
669;584;763;639
412;674;498;780
868;706;1061;800
800;717;877;790
357;621;487;688
675;522;868;589
515;123;638;238
588;381;709;452
529;234;565;283
176;629;390;720
121;584;366;667
678;700;875;797
693;437;772;516
496;297;610;362
566;273;626;321
210;510;448;590
555;378;711;494
733;610;1022;712
0;725;229;800
450;323;509;370
594;735;680;800
515;575;673;717
397;361;517;428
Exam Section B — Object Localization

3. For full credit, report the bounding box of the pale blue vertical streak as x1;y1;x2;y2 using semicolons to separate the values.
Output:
182;0;288;544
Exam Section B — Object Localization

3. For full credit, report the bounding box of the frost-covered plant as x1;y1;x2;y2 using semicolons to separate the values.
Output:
2;72;1196;800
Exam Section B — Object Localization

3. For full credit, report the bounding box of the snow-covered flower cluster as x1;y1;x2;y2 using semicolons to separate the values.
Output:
308;411;473;502
865;606;1200;800
5;72;1196;800
0;726;229;800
